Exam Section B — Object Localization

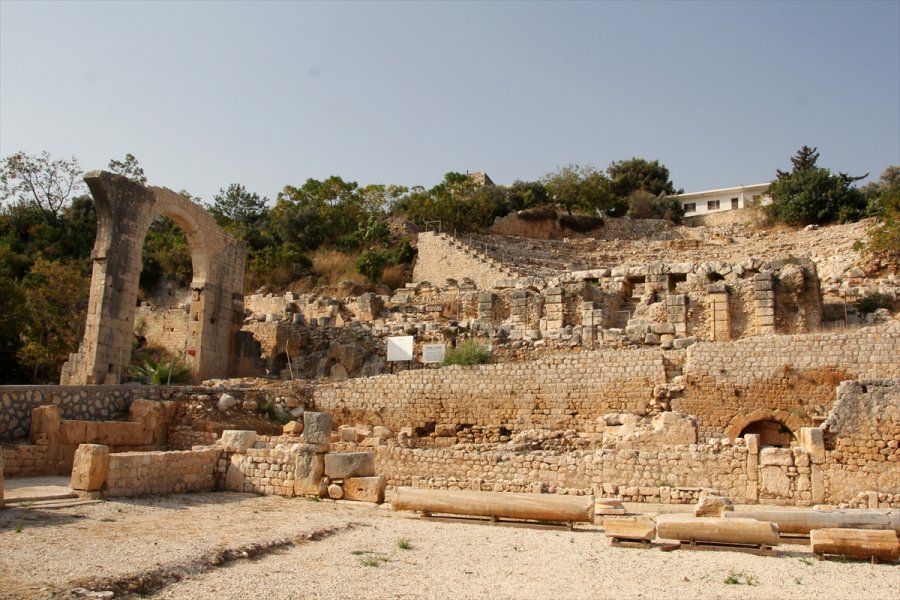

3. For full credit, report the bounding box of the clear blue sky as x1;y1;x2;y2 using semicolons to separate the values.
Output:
1;0;898;204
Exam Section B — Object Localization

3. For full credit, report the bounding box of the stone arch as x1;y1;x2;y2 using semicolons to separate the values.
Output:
723;408;804;442
61;171;245;384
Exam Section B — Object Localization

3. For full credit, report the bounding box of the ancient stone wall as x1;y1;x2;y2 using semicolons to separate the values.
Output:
676;320;900;441
135;305;192;354
822;380;900;502
312;348;670;434
0;385;204;441
104;448;220;497
375;441;751;502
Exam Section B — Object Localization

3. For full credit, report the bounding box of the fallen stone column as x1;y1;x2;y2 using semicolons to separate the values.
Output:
723;509;899;535
656;515;780;546
811;528;900;562
393;487;594;523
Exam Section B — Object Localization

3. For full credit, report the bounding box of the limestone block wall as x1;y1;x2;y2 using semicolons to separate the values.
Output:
105;448;219;497
677;320;900;441
822;380;900;503
0;385;205;441
135;305;191;352
312;348;670;434
374;441;751;502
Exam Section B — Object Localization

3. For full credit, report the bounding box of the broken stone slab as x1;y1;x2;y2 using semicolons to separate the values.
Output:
324;452;376;479
695;494;734;517
294;452;325;497
594;497;626;515
217;393;238;411
219;430;258;453
303;412;332;445
604;516;656;541
342;476;386;503
70;444;109;492
282;420;303;436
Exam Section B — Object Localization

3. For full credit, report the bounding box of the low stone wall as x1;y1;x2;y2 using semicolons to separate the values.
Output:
1;401;171;476
105;448;220;497
0;385;204;441
375;441;751;502
313;348;668;434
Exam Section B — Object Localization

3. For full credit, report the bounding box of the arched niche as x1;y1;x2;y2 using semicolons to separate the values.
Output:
61;171;245;384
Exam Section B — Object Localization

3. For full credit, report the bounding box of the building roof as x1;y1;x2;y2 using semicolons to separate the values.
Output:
676;182;770;200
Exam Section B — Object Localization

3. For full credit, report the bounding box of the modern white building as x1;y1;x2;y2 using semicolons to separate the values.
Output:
676;183;771;217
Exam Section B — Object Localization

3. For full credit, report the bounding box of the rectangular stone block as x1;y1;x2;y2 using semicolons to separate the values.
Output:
342;476;385;503
219;430;258;453
324;452;375;479
70;444;110;491
604;516;656;541
303;412;332;445
799;427;825;464
294;452;325;496
760;447;793;466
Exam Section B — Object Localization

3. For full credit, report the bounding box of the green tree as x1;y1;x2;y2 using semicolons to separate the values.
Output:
766;146;867;226
503;180;549;213
542;164;614;215
0;151;85;222
607;158;679;216
108;153;147;184
209;183;268;227
0;245;27;383
860;165;900;258
17;257;89;382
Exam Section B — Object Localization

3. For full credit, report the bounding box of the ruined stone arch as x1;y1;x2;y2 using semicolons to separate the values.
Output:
723;409;804;444
61;171;245;385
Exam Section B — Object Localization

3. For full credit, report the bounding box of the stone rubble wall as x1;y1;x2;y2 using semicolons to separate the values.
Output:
105;448;219;497
822;380;900;503
312;348;670;434
0;385;204;442
677;320;900;441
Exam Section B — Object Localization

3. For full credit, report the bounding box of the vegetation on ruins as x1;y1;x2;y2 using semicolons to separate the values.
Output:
440;339;493;366
858;165;900;261
127;348;191;385
767;146;868;225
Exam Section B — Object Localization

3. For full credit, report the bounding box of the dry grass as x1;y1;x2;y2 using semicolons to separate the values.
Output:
380;264;411;291
312;250;365;287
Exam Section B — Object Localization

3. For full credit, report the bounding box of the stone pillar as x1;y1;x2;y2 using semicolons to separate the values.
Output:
707;283;731;341
666;294;688;336
129;399;167;447
70;444;110;492
753;271;776;335
745;433;759;503
29;405;61;466
799;427;826;504
509;290;528;327
1;451;5;508
581;302;602;346
477;292;494;321
543;287;565;330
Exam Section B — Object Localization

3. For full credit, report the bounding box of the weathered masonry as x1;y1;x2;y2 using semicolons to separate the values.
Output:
60;171;245;385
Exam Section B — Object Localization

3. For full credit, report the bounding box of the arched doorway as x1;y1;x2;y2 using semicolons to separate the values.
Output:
739;419;795;448
61;171;245;384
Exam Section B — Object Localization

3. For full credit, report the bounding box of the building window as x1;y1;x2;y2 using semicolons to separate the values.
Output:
707;200;720;211
731;197;739;209
683;202;696;213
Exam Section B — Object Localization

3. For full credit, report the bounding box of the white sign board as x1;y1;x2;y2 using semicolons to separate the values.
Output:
387;336;414;362
422;343;446;364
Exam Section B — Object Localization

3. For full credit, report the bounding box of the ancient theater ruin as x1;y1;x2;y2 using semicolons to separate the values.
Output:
2;190;899;550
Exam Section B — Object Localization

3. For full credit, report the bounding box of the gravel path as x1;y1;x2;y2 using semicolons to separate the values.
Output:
1;493;897;600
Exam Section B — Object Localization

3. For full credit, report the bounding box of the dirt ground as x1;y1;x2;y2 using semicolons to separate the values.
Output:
1;492;897;600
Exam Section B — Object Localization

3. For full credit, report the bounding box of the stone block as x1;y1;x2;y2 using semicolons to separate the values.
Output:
294;452;325;496
694;495;734;517
799;427;825;464
759;466;791;497
324;452;376;479
303;412;332;445
759;447;793;466
604;516;656;541
70;444;109;491
224;455;247;491
219;430;258;453
29;405;61;443
342;476;386;503
282;420;303;436
327;483;344;499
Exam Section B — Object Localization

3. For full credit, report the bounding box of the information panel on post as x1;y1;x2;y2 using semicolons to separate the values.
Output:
386;336;414;362
422;343;446;364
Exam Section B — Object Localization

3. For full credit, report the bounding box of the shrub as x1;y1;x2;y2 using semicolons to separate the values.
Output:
128;349;190;384
857;292;895;315
441;339;492;366
558;213;603;232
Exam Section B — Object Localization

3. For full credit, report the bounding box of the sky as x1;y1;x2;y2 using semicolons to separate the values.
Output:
1;0;898;205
